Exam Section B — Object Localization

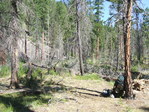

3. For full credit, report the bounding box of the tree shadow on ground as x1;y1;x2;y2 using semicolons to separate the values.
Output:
0;79;104;112
75;87;102;94
54;83;102;97
139;107;149;112
0;93;51;112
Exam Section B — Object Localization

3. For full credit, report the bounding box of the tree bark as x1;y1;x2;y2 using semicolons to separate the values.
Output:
116;25;120;71
25;33;27;55
136;12;141;62
76;0;84;75
0;50;6;65
10;0;19;88
10;39;19;88
41;32;44;61
96;37;100;60
123;0;133;98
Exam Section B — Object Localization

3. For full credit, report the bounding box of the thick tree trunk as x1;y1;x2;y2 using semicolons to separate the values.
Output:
123;0;133;98
10;39;19;88
10;0;19;88
76;0;84;75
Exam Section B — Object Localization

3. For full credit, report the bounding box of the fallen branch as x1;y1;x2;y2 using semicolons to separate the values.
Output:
31;63;51;69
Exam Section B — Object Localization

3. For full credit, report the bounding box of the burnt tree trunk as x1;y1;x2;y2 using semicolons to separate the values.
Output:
123;0;133;98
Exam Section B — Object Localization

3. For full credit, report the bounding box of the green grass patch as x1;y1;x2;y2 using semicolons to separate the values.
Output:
18;63;28;77
0;93;53;112
75;73;102;80
48;70;59;76
0;65;10;78
131;65;139;72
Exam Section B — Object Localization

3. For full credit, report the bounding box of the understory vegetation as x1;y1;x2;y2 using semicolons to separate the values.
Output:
0;0;149;111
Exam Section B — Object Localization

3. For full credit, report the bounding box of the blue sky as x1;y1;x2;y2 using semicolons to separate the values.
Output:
56;0;149;21
102;0;149;21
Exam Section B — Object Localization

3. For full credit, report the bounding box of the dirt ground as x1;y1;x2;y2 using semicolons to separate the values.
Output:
0;75;149;112
34;76;149;112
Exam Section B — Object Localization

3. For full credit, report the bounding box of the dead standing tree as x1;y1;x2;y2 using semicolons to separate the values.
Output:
123;0;133;98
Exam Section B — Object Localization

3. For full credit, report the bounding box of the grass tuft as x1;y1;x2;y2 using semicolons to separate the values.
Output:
0;65;10;78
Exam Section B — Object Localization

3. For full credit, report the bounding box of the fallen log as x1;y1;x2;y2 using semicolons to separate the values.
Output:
31;63;51;69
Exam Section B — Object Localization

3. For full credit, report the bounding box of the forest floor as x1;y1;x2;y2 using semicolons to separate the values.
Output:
0;74;149;112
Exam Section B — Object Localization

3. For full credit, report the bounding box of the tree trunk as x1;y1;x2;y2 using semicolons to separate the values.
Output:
26;63;33;79
123;0;133;98
136;13;141;62
76;0;84;75
116;25;120;71
0;50;6;65
41;32;44;61
10;0;19;89
96;37;100;60
10;39;19;88
25;33;27;55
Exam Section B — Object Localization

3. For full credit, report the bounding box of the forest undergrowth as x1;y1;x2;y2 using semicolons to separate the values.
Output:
0;73;149;112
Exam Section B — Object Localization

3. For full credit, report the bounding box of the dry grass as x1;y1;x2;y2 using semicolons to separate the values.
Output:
0;74;149;112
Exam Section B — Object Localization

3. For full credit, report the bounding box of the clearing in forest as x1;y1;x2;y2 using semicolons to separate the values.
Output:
0;74;149;112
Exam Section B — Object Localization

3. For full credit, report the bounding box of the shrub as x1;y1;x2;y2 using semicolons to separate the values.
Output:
131;65;138;72
48;69;58;76
18;63;28;77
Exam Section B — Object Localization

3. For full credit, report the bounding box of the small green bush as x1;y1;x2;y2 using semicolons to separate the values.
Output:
0;65;10;77
131;65;138;72
48;69;58;76
32;68;42;77
19;67;45;89
18;63;28;77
